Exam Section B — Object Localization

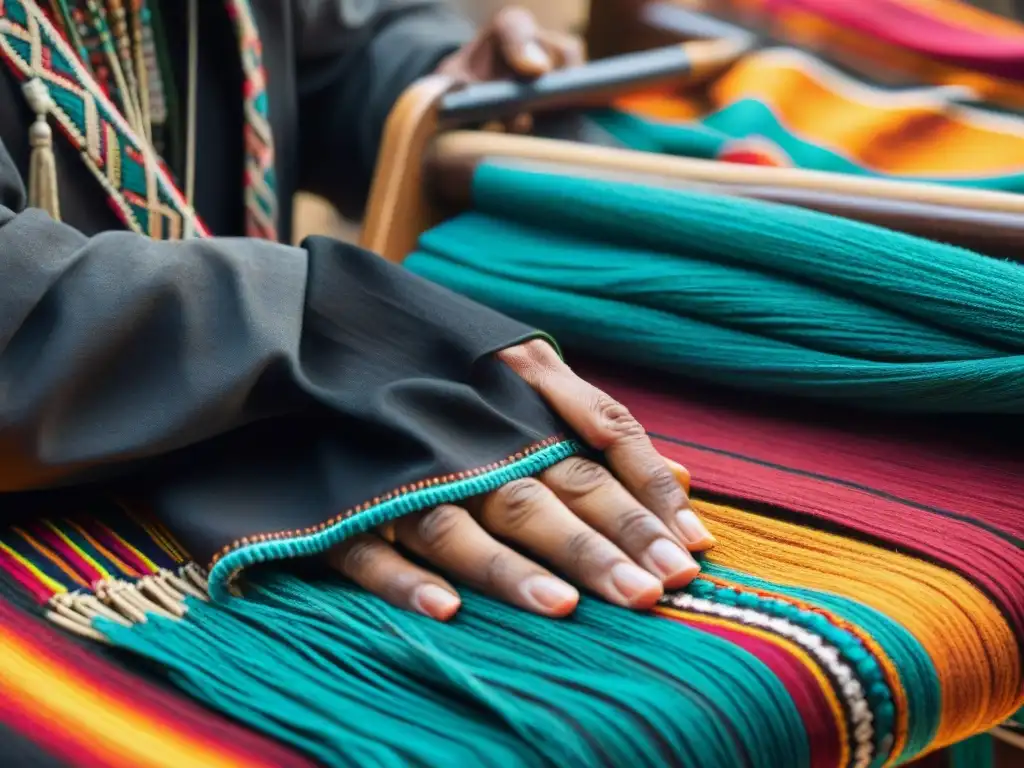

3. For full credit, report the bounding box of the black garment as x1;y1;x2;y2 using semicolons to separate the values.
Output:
0;0;476;236
0;2;569;575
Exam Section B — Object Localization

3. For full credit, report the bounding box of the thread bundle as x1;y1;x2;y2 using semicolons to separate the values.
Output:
406;163;1024;412
0;349;1021;765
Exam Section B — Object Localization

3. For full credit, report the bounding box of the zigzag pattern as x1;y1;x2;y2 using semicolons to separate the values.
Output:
0;0;209;238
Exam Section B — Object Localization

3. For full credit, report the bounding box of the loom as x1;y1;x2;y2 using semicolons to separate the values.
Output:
0;8;1022;768
357;32;1024;768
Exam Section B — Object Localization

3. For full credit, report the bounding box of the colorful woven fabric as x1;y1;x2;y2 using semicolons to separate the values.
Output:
0;352;1020;766
599;1;1024;189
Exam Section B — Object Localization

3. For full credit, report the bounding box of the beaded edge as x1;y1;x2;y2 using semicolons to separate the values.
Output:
206;437;580;600
663;583;898;768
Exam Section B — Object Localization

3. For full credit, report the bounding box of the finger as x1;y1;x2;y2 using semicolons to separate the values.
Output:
537;30;586;69
478;477;663;610
491;6;552;76
327;534;461;621
541;457;700;589
664;458;714;551
395;504;579;617
498;340;715;550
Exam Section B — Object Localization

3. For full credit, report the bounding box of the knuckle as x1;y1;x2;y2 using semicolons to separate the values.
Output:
491;478;546;531
484;549;515;591
642;466;686;507
595;395;645;441
564;529;604;568
555;457;609;494
340;538;379;576
616;507;663;542
416;505;466;548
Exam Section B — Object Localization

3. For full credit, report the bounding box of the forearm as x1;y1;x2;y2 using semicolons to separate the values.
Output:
296;1;474;218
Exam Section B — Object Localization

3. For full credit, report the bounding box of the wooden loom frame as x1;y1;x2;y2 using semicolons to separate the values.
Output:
360;42;1024;264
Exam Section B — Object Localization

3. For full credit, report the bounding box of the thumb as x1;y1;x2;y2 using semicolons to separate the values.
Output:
491;6;552;77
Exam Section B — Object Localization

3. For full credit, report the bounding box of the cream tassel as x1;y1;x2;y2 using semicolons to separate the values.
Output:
22;78;61;221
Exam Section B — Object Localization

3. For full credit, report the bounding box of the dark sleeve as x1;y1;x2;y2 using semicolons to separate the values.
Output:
0;138;575;598
294;0;475;218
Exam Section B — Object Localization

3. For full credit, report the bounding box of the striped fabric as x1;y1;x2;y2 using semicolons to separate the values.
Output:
605;0;1024;188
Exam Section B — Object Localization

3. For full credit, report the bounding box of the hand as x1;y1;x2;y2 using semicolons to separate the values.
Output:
328;339;715;621
434;6;586;83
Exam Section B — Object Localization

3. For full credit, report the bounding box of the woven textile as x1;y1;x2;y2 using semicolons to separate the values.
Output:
600;0;1024;189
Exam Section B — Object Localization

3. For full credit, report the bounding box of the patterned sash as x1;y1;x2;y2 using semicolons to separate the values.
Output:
0;0;278;241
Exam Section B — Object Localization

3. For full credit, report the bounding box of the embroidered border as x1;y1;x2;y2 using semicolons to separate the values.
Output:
208;437;580;599
0;0;209;238
662;583;899;768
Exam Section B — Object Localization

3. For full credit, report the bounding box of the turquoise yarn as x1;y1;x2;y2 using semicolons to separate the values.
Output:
701;563;940;763
96;573;809;768
948;733;995;768
405;164;1024;412
589;103;1024;192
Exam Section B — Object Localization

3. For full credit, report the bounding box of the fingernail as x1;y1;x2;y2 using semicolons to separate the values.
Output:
644;538;700;583
522;575;578;614
610;562;663;607
520;41;552;71
676;508;716;550
412;585;461;621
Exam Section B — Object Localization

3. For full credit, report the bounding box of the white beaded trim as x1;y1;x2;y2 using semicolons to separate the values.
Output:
664;591;877;768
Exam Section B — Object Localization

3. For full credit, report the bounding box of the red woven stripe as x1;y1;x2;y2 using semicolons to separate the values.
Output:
677;616;843;768
0;598;315;767
581;363;1024;642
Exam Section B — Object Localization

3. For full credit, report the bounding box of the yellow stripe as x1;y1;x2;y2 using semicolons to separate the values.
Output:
43;520;112;581
708;50;1024;176
11;527;90;590
0;627;260;768
695;499;1023;750
0;541;66;594
63;519;140;578
700;572;909;766
95;522;159;573
658;606;850;767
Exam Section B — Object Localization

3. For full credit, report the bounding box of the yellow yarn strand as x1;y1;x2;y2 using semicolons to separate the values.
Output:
693;499;1023;748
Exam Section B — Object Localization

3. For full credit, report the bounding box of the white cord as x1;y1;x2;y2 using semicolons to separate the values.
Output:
183;0;198;237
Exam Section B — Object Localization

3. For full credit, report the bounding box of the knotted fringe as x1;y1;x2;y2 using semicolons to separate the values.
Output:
22;78;61;221
88;572;810;768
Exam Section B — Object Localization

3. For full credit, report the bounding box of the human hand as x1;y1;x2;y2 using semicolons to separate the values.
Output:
328;339;715;621
434;6;586;84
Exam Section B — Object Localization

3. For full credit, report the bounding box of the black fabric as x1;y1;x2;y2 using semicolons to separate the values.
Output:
0;720;66;768
0;134;565;567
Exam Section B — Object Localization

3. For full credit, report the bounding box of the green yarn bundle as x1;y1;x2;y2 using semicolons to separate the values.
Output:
405;164;1024;412
96;573;807;768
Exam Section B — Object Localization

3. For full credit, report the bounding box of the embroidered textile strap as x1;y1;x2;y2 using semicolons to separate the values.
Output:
224;0;278;240
0;0;209;237
0;0;278;241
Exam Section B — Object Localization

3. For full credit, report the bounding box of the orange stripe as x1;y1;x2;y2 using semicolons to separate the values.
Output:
889;0;1024;37
708;51;1024;176
11;527;90;589
0;624;277;768
63;519;141;578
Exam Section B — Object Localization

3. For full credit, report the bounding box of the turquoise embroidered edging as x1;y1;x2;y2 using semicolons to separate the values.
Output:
207;439;581;600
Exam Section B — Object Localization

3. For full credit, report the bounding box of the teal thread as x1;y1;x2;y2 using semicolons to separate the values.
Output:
405;164;1024;412
948;733;995;768
97;573;810;768
688;576;895;759
702;563;939;763
207;439;579;599
590;100;1024;192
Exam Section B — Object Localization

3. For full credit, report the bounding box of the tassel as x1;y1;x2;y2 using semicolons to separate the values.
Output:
21;78;61;221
